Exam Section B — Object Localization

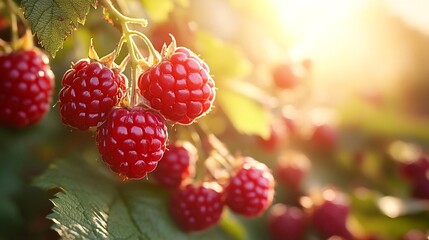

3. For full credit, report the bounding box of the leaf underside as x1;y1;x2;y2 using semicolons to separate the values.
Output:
21;0;97;57
35;158;232;240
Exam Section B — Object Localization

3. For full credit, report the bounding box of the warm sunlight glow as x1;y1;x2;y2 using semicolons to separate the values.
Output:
273;0;428;101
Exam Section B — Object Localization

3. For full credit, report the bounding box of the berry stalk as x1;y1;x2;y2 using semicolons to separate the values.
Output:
6;0;18;49
99;0;159;107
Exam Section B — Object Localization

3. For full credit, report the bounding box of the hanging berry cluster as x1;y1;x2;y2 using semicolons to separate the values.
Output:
54;0;274;232
0;0;54;128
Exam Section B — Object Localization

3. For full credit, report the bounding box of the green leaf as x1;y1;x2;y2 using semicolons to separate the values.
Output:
217;82;272;138
339;97;429;141
21;0;96;56
351;191;429;239
196;32;252;81
140;0;189;22
35;158;234;239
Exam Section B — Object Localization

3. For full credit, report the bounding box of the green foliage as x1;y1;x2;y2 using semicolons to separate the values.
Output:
35;158;234;240
195;32;270;138
21;0;97;56
196;32;252;81
340;98;429;141
351;191;429;239
217;83;271;138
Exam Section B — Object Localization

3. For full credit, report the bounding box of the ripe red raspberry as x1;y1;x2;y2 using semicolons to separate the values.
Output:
310;124;339;151
256;122;288;152
151;141;197;188
267;204;307;240
169;183;224;232
0;49;54;128
96;107;168;180
275;151;310;191
311;189;353;239
138;47;215;124
59;59;127;130
225;157;275;217
150;19;196;51
411;177;429;200
401;230;426;240
399;155;429;182
272;62;302;89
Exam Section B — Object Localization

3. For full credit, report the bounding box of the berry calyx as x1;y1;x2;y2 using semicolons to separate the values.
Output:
96;107;168;180
169;183;224;232
0;49;54;128
267;204;307;240
59;59;127;130
225;157;275;217
138;46;215;124
151;141;197;188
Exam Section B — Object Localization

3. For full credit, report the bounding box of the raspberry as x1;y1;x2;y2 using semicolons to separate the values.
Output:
267;204;307;240
401;230;426;240
256;123;287;152
275;152;310;191
399;155;429;182
150;19;196;51
59;59;127;130
169;183;224;232
311;189;353;239
96;107;168;180
225;157;275;217
411;177;429;200
138;47;215;124
0;49;54;128
152;141;197;188
272;62;301;89
310;124;339;151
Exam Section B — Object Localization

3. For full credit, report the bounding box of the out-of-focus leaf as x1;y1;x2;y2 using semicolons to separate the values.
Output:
140;0;188;22
217;83;271;138
22;0;96;56
339;98;429;141
35;158;234;239
351;190;429;239
196;31;252;81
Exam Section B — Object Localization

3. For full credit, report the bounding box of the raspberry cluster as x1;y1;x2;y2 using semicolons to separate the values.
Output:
0;49;54;128
58;56;169;179
59;44;216;180
149;147;274;232
58;40;274;234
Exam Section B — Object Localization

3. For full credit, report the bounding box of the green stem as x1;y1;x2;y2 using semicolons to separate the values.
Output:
6;0;18;49
129;30;161;63
129;58;138;107
6;0;29;28
190;125;209;184
100;0;154;107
